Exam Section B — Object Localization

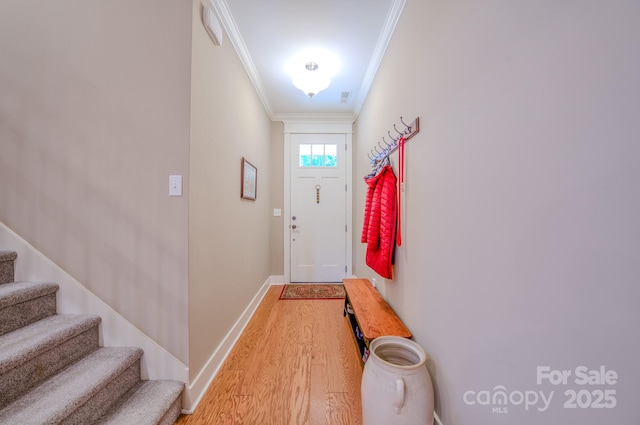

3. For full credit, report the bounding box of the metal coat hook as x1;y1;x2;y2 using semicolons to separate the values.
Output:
387;131;398;143
400;116;411;131
400;116;420;140
394;124;404;136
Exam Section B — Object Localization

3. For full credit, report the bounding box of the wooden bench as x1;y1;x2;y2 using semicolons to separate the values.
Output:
342;278;412;363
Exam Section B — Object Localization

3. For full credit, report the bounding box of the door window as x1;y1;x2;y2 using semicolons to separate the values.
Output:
299;144;337;167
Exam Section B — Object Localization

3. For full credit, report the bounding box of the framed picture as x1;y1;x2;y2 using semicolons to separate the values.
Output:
241;157;257;200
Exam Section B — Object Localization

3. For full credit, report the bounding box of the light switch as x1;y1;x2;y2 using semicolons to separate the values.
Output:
169;175;182;196
273;208;282;217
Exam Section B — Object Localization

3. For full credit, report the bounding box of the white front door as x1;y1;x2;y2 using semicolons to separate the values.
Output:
290;133;346;282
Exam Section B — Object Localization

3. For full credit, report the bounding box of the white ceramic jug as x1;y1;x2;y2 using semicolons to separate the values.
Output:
361;336;434;425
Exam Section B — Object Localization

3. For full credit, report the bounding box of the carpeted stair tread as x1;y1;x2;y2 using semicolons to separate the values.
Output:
95;380;184;425
0;313;101;374
0;346;143;425
0;281;59;309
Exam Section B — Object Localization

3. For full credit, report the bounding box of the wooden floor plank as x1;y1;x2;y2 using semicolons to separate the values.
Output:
175;285;362;425
309;364;331;425
175;369;243;424
221;286;282;371
234;297;287;396
213;394;251;425
330;391;363;425
311;300;331;366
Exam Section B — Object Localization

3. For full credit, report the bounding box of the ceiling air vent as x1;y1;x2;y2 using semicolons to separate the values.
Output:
340;91;351;104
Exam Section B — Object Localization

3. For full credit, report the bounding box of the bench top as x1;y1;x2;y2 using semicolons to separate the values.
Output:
343;278;412;340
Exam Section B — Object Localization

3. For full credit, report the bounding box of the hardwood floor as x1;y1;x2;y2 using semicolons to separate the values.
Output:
175;285;363;425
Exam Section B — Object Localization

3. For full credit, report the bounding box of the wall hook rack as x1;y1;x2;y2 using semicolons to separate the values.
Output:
369;116;420;166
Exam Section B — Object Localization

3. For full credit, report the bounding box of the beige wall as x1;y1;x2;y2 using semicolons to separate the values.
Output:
355;0;640;423
268;121;285;275
188;0;274;381
0;0;192;363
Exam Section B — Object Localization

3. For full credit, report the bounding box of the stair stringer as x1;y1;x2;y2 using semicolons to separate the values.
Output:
0;222;188;387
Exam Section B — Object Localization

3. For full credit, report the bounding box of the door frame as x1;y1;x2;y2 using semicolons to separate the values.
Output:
283;119;353;283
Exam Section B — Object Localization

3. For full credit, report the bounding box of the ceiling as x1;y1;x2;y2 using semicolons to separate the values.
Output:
210;0;405;121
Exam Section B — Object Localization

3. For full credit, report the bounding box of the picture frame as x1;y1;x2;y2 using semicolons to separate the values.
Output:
241;157;257;200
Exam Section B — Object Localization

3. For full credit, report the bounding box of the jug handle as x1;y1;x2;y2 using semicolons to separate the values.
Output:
393;378;405;414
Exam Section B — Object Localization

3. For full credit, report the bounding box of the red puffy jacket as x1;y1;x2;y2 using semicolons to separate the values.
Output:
361;165;397;279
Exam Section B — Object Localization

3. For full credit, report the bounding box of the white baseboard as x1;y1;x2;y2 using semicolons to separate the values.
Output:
0;221;188;384
181;276;271;413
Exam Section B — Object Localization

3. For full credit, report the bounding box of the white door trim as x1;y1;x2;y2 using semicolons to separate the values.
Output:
282;120;353;284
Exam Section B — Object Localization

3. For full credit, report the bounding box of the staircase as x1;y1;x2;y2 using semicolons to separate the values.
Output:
0;250;183;425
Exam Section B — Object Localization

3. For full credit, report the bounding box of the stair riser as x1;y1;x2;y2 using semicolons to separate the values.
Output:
93;380;184;425
0;327;100;409
0;258;15;284
0;294;57;336
60;361;141;425
0;261;14;283
157;397;183;425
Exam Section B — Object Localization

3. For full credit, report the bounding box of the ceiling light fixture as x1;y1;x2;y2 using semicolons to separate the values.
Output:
292;61;331;100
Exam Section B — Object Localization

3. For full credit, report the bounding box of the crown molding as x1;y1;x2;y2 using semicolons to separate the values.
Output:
353;0;407;118
211;0;275;119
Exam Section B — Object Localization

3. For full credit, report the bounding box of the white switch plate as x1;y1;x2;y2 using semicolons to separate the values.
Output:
169;175;182;196
273;208;282;217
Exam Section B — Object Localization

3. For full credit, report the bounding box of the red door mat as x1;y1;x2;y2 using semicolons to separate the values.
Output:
279;284;346;300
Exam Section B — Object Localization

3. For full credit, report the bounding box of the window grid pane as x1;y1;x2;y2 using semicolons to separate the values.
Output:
299;144;311;167
298;143;338;168
325;144;337;167
311;144;324;167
